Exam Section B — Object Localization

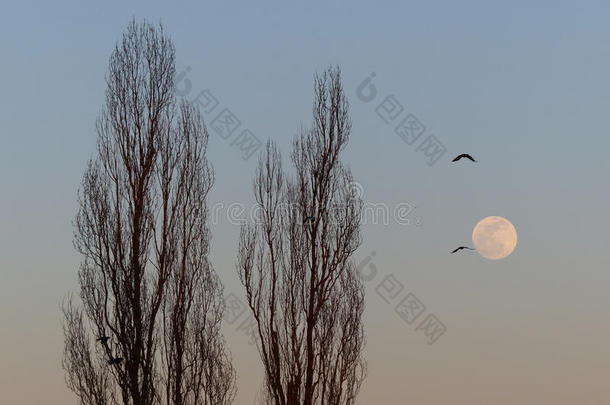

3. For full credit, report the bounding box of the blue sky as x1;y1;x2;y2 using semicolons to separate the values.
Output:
1;1;609;403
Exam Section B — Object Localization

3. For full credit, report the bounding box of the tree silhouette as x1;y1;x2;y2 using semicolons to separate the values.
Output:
237;67;366;405
62;20;236;405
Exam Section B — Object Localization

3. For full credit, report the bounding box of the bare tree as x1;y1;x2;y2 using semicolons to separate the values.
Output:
62;20;236;405
237;67;366;405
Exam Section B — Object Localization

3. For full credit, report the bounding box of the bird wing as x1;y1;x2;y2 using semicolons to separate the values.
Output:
452;154;476;162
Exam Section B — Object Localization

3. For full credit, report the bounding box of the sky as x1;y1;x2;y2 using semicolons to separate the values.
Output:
1;1;609;404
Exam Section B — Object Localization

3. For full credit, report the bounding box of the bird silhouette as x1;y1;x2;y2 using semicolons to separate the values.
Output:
107;357;123;365
96;336;110;344
451;246;475;254
452;154;476;162
303;216;315;224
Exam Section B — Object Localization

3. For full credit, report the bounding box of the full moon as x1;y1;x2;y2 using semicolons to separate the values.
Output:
472;216;518;260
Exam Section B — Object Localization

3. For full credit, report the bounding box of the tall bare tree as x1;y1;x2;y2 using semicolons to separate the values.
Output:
237;67;366;405
62;20;236;405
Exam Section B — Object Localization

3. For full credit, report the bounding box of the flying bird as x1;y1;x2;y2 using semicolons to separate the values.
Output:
96;336;110;344
451;246;475;254
452;154;476;162
107;357;123;365
303;216;315;224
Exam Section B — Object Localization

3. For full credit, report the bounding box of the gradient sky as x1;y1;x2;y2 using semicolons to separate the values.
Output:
1;1;610;404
